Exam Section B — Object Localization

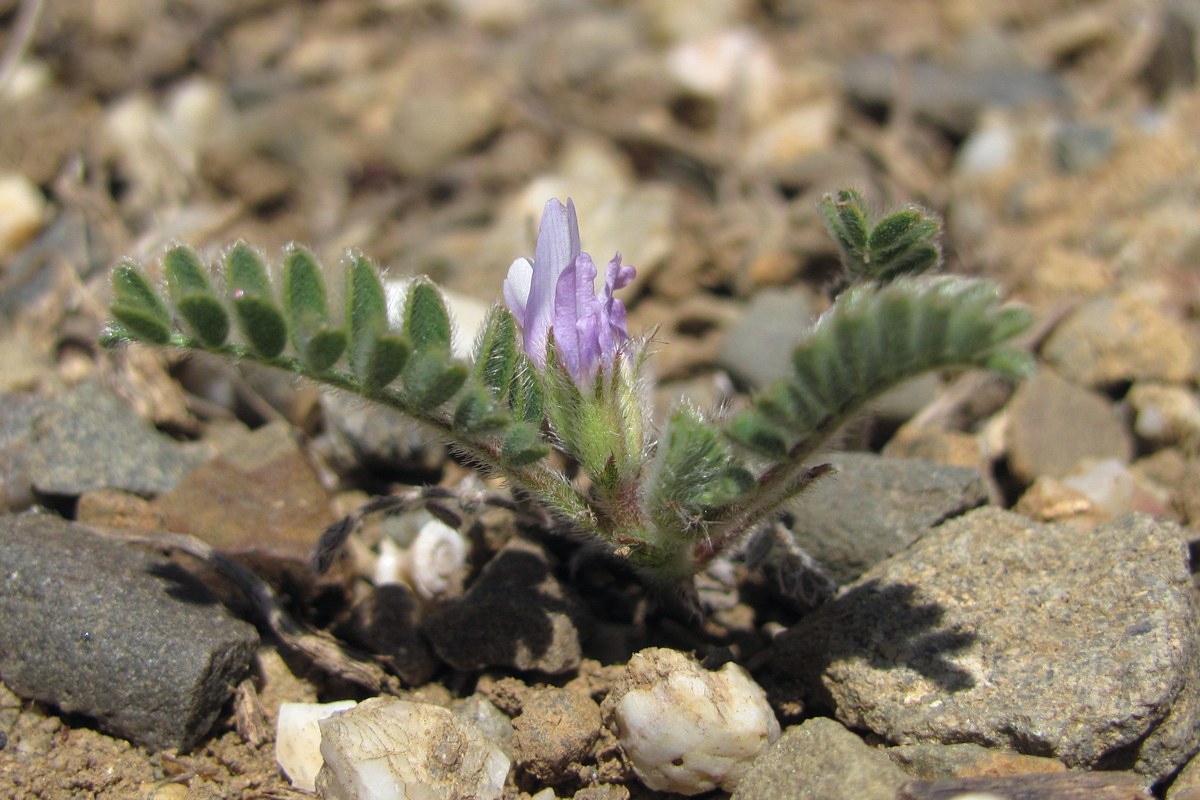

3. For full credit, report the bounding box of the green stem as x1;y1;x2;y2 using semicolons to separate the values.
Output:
177;336;599;536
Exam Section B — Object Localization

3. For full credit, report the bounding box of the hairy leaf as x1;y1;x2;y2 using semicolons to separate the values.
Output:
404;279;453;354
164;246;229;346
110;264;172;344
472;305;518;399
225;244;286;357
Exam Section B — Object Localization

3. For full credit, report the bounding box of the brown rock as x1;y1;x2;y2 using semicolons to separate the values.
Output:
154;421;334;558
1006;367;1133;482
513;687;602;785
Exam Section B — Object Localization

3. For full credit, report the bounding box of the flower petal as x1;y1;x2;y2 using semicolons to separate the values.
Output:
503;257;533;321
524;199;582;367
555;253;601;381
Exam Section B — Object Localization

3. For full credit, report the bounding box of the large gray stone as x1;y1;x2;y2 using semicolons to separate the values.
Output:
718;287;818;390
770;508;1200;783
732;717;908;800
22;380;209;498
790;453;987;584
0;514;259;751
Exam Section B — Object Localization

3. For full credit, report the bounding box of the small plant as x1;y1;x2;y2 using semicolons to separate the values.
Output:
104;190;1031;585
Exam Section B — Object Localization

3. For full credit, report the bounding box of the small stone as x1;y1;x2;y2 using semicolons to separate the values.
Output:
743;100;839;170
887;742;1068;780
24;380;210;498
275;700;358;792
788;452;987;584
1128;382;1200;446
731;717;907;800
373;42;505;176
1060;458;1173;519
154;420;334;558
897;771;1151;800
513;687;602;785
0;514;259;751
770;509;1200;783
0;174;45;261
423;538;589;675
665;28;780;124
718;287;820;389
955;114;1017;178
883;425;983;470
316;697;510;800
603;648;779;795
1005;368;1133;483
1053;121;1115;174
1042;291;1196;387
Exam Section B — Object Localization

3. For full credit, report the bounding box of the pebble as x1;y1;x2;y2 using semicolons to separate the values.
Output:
1127;382;1200;446
316;697;510;800
422;538;589;674
770;508;1200;783
731;717;907;800
1042;291;1197;387
955;113;1018;178
22;380;210;499
275;700;358;792
717;286;819;389
743;100;839;170
842;55;1070;136
897;771;1152;800
0;173;45;261
1053;121;1115;174
665;28;780;124
512;687;602;785
887;742;1067;780
153;420;334;559
1005;367;1133;483
0;514;259;751
371;41;506;176
787;452;987;584
603;647;779;795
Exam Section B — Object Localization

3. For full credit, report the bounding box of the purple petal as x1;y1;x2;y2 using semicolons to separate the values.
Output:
554;253;602;381
596;254;634;361
523;199;582;367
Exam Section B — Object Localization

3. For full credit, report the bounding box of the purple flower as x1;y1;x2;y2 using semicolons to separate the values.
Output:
504;199;636;382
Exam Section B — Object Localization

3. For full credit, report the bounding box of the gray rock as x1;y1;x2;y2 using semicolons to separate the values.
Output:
1005;368;1133;483
887;741;1067;781
423;538;588;675
1042;292;1197;387
0;392;42;510
770;508;1200;783
23;380;208;498
842;55;1070;135
718;287;818;389
897;771;1152;800
319;390;447;478
731;717;908;800
0;513;259;751
790;453;987;584
1053;121;1115;174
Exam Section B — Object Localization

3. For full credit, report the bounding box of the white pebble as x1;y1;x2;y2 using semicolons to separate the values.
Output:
316;697;510;800
0;173;45;260
603;648;780;795
275;700;358;792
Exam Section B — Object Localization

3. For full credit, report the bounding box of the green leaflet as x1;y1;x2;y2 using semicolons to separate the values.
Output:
282;248;345;371
647;407;754;537
225;243;286;358
110;263;172;345
472;305;518;399
346;255;407;389
404;279;453;354
164;246;229;347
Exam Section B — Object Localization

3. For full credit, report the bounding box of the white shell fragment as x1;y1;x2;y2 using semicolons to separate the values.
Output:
316;697;511;800
373;512;469;601
603;648;780;795
276;700;358;792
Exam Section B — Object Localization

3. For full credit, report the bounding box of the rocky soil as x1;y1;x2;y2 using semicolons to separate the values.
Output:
3;0;1200;798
